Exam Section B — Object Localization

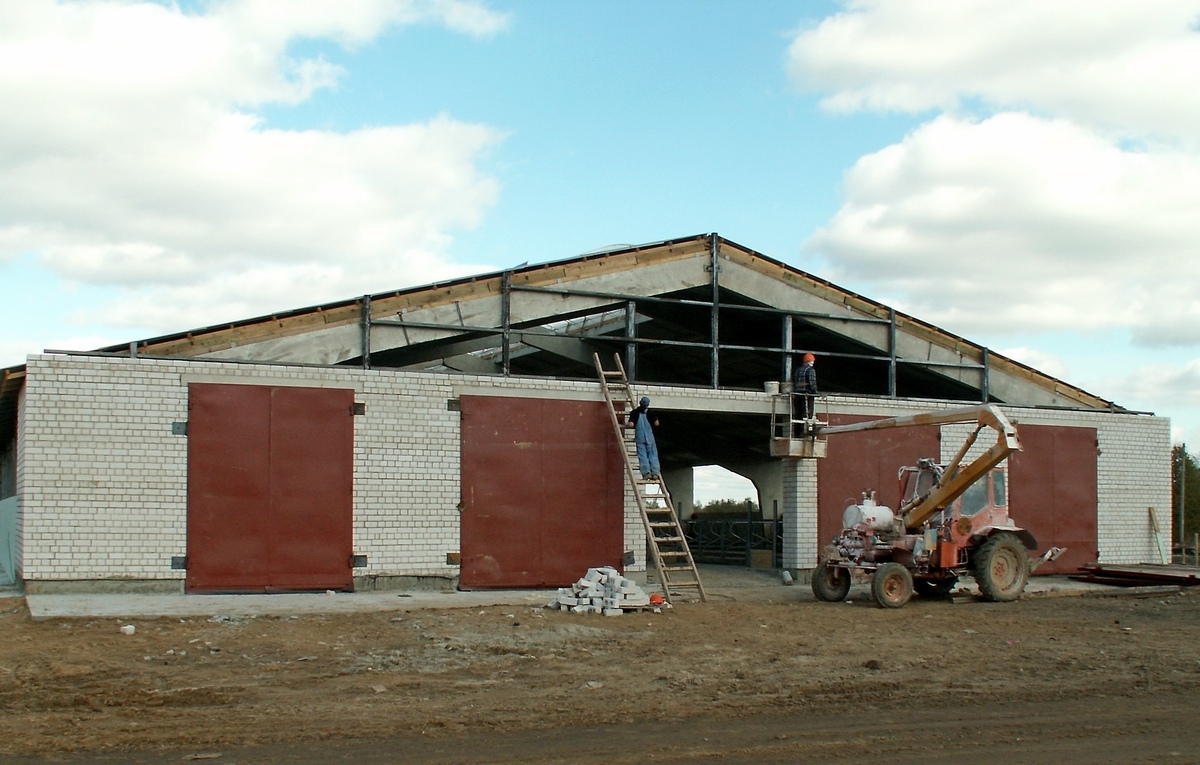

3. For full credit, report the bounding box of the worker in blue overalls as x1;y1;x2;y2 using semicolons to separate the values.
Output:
629;396;661;480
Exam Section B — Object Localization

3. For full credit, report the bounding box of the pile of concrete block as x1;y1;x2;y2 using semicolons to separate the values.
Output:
547;567;657;615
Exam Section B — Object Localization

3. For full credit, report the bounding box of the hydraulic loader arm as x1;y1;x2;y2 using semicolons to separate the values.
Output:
819;404;1022;531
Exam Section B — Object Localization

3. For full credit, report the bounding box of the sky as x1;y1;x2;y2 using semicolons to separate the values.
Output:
3;0;1200;503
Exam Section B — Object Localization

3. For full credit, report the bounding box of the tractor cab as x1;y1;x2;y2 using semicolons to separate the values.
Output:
900;461;1015;543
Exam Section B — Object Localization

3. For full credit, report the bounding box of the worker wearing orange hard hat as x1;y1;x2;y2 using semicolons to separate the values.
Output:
792;353;818;435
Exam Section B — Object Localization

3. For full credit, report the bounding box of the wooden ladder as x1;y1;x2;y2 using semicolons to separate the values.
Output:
593;352;707;603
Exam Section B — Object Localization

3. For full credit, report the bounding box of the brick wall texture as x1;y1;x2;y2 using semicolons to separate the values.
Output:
13;356;1172;583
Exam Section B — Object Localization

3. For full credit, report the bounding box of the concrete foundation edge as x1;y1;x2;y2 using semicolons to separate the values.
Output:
22;574;462;595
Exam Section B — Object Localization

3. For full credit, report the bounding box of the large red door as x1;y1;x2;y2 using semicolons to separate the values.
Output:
186;383;355;593
817;414;940;558
1008;424;1098;574
460;396;625;588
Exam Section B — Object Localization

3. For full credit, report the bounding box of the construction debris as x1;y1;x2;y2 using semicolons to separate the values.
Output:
1070;563;1200;587
547;567;663;616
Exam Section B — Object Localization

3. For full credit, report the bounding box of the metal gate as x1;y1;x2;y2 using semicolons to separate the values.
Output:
459;395;624;588
186;383;355;593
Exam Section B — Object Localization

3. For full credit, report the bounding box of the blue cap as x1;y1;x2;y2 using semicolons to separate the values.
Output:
640;396;650;406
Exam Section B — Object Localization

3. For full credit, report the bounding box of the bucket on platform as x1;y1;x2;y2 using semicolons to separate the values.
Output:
764;381;780;394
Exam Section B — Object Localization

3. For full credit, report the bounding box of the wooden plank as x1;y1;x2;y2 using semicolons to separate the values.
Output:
1071;563;1200;587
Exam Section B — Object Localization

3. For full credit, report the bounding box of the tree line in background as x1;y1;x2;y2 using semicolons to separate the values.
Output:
1173;445;1200;553
694;497;760;518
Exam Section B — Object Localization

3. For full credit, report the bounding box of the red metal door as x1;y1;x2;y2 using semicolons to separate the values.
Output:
267;386;355;590
187;384;272;590
817;414;940;560
186;384;354;593
1008;424;1098;574
460;396;624;588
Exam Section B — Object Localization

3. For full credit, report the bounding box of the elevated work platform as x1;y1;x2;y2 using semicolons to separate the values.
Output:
768;392;828;459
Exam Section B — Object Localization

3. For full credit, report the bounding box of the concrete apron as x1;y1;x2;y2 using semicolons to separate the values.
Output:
19;570;1129;620
23;589;561;620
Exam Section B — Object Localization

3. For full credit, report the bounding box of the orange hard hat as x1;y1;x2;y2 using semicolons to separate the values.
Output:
649;593;665;605
803;353;816;362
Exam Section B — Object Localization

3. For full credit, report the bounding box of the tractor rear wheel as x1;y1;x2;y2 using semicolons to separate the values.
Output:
870;562;913;608
971;532;1029;602
811;561;851;602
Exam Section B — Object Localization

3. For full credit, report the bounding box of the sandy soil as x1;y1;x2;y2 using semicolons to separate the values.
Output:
2;584;1200;764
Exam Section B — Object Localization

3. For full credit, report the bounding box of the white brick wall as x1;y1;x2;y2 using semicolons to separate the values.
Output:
18;355;663;583
11;385;26;579
21;356;189;581
780;459;818;569
15;356;1170;584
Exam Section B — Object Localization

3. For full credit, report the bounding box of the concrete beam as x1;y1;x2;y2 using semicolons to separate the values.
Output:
516;333;600;366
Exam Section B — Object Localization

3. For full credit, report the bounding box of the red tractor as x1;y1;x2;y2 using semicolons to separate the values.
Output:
808;405;1064;608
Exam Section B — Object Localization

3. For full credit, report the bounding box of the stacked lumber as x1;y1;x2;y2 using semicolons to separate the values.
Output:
1070;563;1200;587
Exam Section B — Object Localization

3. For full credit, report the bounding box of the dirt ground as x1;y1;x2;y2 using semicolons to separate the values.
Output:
3;582;1200;765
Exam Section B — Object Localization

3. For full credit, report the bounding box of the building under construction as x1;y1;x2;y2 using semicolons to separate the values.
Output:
0;234;1172;593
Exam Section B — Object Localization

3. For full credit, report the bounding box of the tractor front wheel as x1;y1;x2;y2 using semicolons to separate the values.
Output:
871;562;913;608
811;561;851;602
971;532;1029;602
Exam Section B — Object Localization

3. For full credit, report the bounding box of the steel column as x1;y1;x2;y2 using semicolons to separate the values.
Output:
624;300;637;382
981;347;991;402
360;294;372;370
501;271;512;376
782;315;794;387
709;234;720;389
888;307;897;397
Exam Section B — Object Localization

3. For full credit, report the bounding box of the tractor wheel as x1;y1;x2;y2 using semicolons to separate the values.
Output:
913;577;957;598
811;561;851;602
870;562;913;609
971;532;1029;602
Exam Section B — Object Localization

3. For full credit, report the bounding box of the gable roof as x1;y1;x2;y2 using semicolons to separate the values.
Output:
1;233;1119;446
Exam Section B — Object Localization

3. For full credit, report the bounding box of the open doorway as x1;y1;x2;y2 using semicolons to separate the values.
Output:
686;465;780;568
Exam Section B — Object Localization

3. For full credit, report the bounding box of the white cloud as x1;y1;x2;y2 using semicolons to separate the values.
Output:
692;465;757;505
994;346;1069;382
788;0;1200;143
806;113;1200;340
1121;359;1200;411
0;0;508;334
791;2;1200;347
0;333;120;364
212;0;510;52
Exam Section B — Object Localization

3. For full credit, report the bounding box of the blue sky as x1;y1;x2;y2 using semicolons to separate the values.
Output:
3;1;1200;502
